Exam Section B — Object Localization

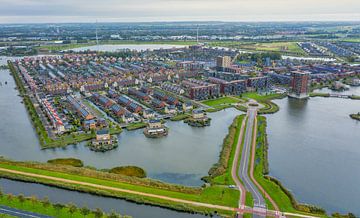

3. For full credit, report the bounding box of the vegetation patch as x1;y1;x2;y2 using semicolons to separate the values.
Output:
349;113;360;121
126;122;147;131
205;115;245;185
0;189;128;218
109;166;147;178
47;158;84;167
310;92;330;97
202;97;240;107
170;113;190;121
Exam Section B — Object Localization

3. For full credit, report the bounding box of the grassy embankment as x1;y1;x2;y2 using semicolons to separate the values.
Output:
253;116;327;215
125;122;147;131
0;121;242;217
8;61;122;149
205;115;245;185
0;190;129;218
241;92;285;114
310;93;330;98
202;96;243;112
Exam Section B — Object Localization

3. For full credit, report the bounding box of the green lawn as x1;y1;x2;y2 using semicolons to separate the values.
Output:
202;97;241;107
241;92;285;102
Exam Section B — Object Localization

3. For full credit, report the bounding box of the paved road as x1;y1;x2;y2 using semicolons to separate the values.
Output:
0;205;52;218
231;116;247;208
239;107;266;217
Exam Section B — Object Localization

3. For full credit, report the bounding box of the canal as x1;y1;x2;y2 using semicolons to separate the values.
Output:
0;178;207;218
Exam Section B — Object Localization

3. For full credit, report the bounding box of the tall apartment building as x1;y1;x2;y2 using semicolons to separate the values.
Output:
216;56;232;71
289;71;310;99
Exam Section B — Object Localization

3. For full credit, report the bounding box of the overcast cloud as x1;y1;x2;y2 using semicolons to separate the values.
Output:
0;0;359;23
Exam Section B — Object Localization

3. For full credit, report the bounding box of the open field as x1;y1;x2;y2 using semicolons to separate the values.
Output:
38;40;197;52
202;96;241;107
239;42;306;55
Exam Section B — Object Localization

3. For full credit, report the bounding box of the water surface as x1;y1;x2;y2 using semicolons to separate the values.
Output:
267;94;360;215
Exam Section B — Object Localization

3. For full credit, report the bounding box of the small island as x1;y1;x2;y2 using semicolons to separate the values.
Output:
350;113;360;121
184;110;211;127
88;129;118;152
143;119;168;138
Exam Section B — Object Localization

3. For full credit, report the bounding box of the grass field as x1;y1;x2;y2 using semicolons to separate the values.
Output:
38;40;197;52
239;42;305;55
241;92;285;102
201;97;241;108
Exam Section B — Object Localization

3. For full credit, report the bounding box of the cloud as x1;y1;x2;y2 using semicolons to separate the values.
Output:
0;0;359;23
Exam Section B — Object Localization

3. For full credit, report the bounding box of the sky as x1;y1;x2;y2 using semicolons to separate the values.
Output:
0;0;360;23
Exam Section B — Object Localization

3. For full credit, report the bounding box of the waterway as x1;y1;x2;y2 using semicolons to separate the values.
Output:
267;92;360;215
0;178;207;218
0;56;241;186
69;44;187;52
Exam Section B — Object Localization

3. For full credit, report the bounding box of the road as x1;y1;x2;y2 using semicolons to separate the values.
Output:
239;107;266;217
231;116;247;208
0;205;52;218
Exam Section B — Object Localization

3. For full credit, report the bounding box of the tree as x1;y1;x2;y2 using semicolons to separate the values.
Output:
93;208;103;218
108;210;120;218
42;197;51;211
29;195;38;208
67;203;77;217
54;203;65;213
6;193;14;201
80;206;91;218
17;194;26;206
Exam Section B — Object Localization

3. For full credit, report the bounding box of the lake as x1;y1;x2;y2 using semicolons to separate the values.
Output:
267;93;360;215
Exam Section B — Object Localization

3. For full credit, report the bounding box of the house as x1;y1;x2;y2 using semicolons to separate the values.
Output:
182;102;193;112
165;105;177;114
143;109;156;119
